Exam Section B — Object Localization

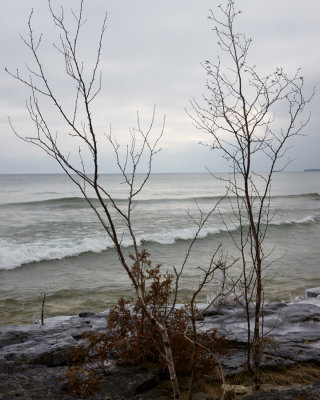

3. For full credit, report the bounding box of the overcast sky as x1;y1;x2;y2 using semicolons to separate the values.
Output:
0;0;319;174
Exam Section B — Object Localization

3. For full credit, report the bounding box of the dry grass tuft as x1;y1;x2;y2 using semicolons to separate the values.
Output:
232;362;320;386
180;363;320;400
259;363;320;385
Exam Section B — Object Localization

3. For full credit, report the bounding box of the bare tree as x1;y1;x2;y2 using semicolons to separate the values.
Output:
7;2;234;397
190;0;312;390
6;1;184;397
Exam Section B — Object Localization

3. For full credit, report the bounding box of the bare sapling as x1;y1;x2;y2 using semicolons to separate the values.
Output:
7;1;234;396
190;0;312;389
7;1;181;397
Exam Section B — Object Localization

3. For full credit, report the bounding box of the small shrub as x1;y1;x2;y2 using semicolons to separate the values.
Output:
60;249;227;396
58;344;101;399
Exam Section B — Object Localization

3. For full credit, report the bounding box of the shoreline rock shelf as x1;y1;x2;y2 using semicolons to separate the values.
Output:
204;300;320;377
0;300;319;399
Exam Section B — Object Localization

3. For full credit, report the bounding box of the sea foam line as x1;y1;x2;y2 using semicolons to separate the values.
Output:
0;236;112;270
0;215;317;270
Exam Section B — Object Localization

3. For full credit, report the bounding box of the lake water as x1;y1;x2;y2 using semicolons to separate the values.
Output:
0;172;319;325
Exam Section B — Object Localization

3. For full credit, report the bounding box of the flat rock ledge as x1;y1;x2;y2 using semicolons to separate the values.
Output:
0;300;320;399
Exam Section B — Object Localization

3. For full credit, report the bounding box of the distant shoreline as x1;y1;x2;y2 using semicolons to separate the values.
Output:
304;169;320;172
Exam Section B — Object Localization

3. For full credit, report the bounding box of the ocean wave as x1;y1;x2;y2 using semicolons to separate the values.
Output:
0;236;113;270
0;197;93;209
0;214;317;270
0;226;226;270
271;215;316;226
144;225;227;245
145;215;317;245
0;195;223;208
275;192;320;199
1;192;319;208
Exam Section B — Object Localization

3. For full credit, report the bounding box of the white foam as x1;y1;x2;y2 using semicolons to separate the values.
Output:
272;215;315;226
0;224;235;270
0;235;113;270
297;215;316;224
0;213;317;270
143;225;227;245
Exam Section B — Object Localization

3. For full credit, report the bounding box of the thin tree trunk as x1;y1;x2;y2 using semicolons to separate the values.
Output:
188;316;198;400
253;261;262;390
160;327;180;400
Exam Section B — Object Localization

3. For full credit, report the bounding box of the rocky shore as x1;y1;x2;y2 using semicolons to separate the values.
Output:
0;292;320;399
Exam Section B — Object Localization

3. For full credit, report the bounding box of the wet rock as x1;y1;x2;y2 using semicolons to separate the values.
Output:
201;308;224;317
85;366;160;399
0;313;162;399
0;328;34;349
278;303;320;323
204;299;320;373
79;311;96;317
0;297;319;398
123;369;160;396
2;335;78;366
262;302;288;315
0;367;75;400
306;287;320;298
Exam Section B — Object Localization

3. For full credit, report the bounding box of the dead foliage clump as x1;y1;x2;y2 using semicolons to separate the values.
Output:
59;249;227;398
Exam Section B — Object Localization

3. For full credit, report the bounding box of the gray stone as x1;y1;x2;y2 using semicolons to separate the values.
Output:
0;296;320;398
0;312;162;399
79;311;96;317
2;335;78;366
202;299;320;373
306;287;320;298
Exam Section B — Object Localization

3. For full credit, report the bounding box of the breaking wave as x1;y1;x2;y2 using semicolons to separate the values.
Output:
0;214;317;270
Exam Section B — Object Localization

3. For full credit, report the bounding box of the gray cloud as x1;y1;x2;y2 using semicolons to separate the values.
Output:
1;0;319;173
